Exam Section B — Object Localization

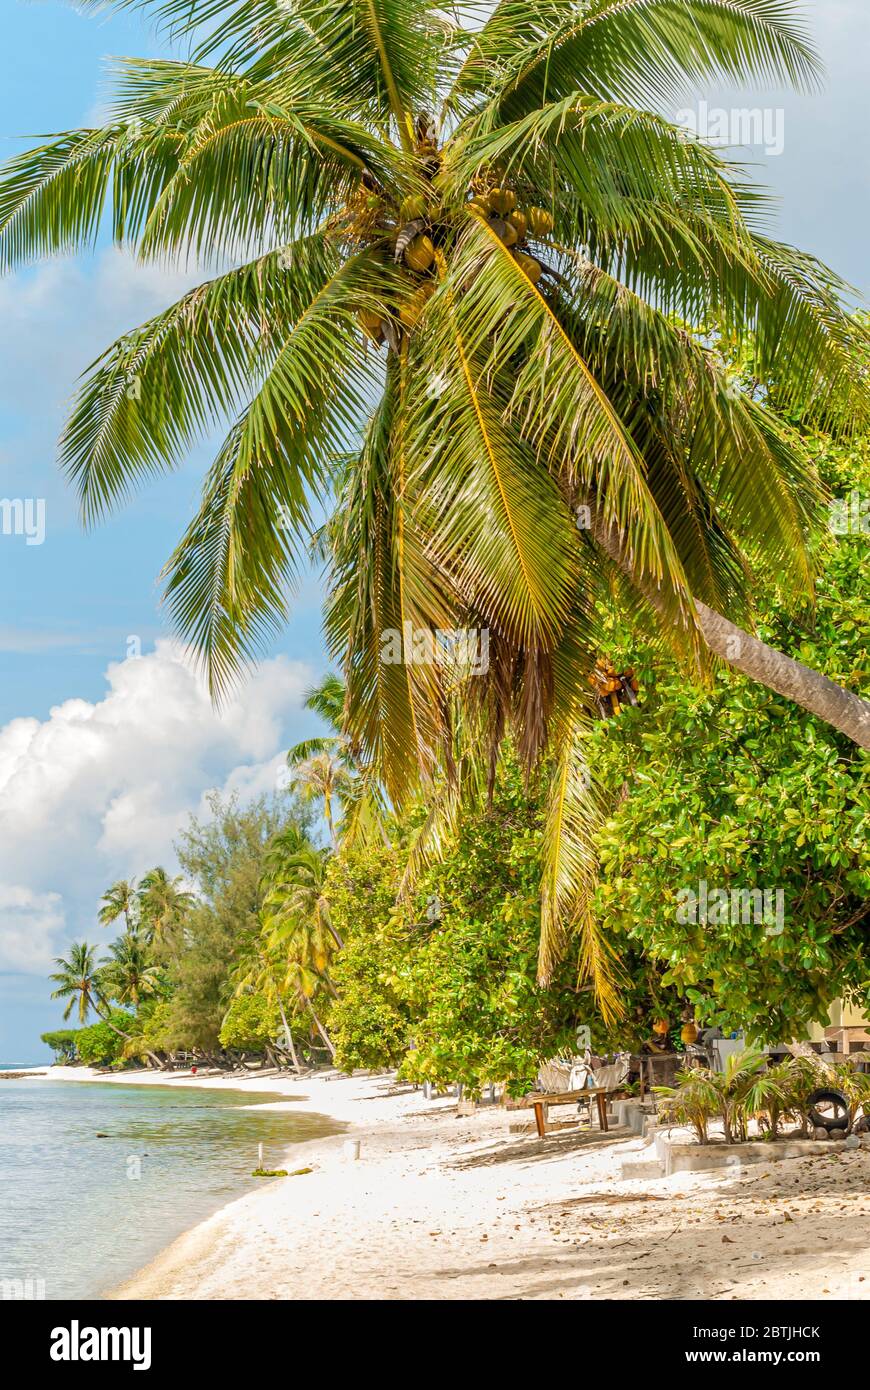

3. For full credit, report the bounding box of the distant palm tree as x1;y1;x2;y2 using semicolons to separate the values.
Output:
263;835;343;955
281;955;336;1061
286;673;350;767
49;943;104;1026
138;868;194;957
98;879;140;935
287;674;388;849
288;752;354;849
49;943;135;1049
231;942;302;1072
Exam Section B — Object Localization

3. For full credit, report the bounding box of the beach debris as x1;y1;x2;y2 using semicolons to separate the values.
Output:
251;1168;290;1178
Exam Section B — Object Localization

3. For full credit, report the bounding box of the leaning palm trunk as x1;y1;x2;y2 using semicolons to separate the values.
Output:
696;604;870;749
298;992;336;1061
591;510;870;749
93;991;163;1070
277;1000;301;1074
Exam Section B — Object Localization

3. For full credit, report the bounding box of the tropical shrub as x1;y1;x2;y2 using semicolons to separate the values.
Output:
219;993;282;1052
654;1049;858;1143
75;1013;133;1067
40;1029;78;1064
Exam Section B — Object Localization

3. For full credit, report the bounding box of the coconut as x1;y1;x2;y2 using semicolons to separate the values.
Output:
527;206;554;237
488;187;517;216
398;282;435;329
514;251;542;283
357;308;383;339
507;210;528;240
404;233;435;272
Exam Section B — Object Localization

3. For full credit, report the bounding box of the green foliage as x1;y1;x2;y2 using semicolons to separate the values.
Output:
328;843;411;1072
75;1013;132;1067
40;1029;78;1063
163;792;312;1050
219;993;281;1051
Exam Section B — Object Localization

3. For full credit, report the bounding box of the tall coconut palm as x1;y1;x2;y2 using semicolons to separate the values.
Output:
5;1;870;1004
262;834;343;954
49;942;137;1049
287;673;389;846
288;751;355;847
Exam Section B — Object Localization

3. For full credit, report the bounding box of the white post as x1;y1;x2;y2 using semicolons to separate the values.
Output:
258;1142;264;1169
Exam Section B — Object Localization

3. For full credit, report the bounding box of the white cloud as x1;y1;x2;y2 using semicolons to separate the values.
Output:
0;641;314;972
0;885;66;973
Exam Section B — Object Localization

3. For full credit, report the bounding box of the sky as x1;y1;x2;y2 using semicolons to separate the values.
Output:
0;0;867;1060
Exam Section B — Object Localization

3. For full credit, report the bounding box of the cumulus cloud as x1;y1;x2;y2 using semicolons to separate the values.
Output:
0;885;66;974
0;641;314;973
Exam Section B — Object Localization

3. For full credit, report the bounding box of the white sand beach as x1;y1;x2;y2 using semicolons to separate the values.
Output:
15;1066;867;1301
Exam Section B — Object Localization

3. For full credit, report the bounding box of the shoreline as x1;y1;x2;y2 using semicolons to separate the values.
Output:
6;1066;869;1300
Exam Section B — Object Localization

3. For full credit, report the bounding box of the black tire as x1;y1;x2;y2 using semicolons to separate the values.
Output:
806;1087;850;1132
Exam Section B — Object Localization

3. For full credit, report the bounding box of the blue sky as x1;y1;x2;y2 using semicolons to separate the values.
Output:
0;1;866;1060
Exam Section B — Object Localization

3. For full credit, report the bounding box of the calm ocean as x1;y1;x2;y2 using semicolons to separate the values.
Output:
0;1074;342;1299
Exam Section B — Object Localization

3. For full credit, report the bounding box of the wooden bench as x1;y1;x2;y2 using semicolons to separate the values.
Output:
523;1087;610;1139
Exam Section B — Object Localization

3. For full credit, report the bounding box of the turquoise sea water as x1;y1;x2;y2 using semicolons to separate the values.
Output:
0;1075;343;1299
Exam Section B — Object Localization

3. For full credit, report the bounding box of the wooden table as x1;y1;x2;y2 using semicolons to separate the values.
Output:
525;1087;610;1139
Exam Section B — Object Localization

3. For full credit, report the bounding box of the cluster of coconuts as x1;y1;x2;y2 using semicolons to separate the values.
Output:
358;193;437;341
357;186;556;343
398;195;438;328
468;187;554;283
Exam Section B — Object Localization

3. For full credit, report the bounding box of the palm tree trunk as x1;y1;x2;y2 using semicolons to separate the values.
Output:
324;793;337;848
590;510;870;748
695;603;870;748
277;1000;301;1073
298;991;336;1060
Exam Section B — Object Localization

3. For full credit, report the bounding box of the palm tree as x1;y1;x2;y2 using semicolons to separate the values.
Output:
98;879;140;935
101;933;163;1010
263;833;343;955
5;1;869;999
138;867;194;957
287;674;388;847
281;955;337;1061
49;942;140;1050
287;751;354;848
49;943;105;1026
231;941;302;1072
286;673;351;767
